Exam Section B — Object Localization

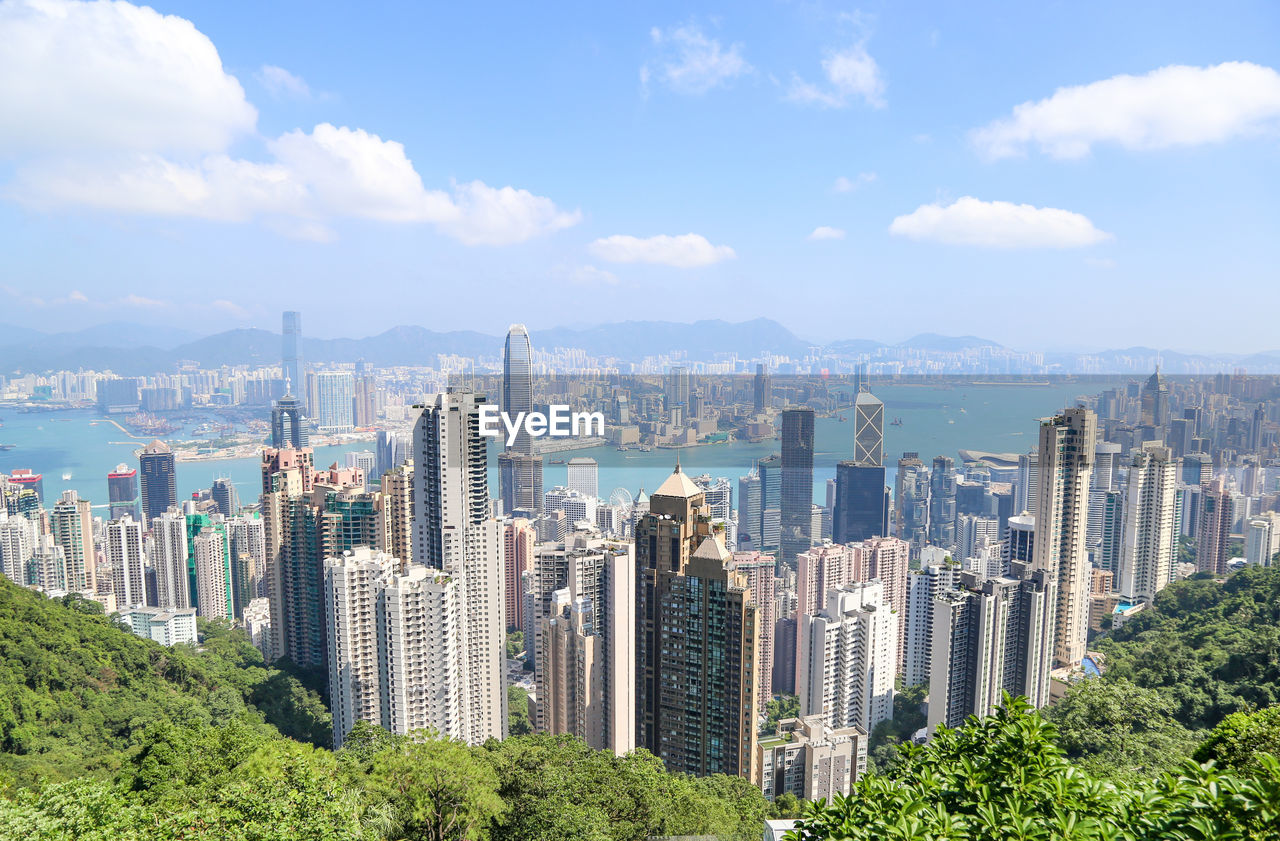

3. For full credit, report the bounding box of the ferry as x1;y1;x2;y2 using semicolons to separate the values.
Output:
62;472;73;480
549;458;566;465
0;444;14;451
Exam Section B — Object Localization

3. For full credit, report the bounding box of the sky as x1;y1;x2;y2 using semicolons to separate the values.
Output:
0;0;1278;353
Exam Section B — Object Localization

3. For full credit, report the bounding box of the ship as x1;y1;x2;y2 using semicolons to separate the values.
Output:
549;458;566;465
0;444;14;451
890;417;903;426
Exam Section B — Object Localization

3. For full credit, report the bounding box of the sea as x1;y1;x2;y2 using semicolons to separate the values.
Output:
0;380;1116;513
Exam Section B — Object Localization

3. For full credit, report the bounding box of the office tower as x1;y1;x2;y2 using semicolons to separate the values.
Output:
1196;477;1234;576
753;364;771;414
695;475;734;522
755;716;867;803
737;471;762;550
271;392;310;449
1245;513;1280;567
282;311;304;411
1032;408;1096;669
326;547;472;747
853;391;884;468
1141;369;1171;428
344;450;376;490
148;508;191;609
757;454;783;552
7;469;45;508
316;372;355;434
0;511;35;584
780;409;816;567
797;579;897;735
796;543;866;620
1093;442;1121;492
498;451;544;516
51;490;94;592
731;551;777;705
865;536;910;669
665;366;691;413
1116;442;1178;603
929;456;958;547
380;462;414;568
107;515;147;607
193;527;233;620
566;457;599;499
535;539;635;754
411;389;508;744
1016;452;1038;516
353;373;376;428
895;453;929;550
211;477;239;517
107;464;141;521
833;461;889;543
139;440;177;525
635;466;759;778
1182;452;1212;486
904;562;961;687
928;564;1057;734
499;324;543;516
504;518;535;631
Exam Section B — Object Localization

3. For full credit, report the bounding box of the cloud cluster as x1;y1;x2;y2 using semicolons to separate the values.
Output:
0;0;578;244
643;24;751;95
788;39;885;108
972;62;1280;159
589;233;735;267
889;197;1112;248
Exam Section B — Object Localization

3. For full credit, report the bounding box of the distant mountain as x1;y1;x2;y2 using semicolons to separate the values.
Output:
899;333;1004;351
535;318;811;360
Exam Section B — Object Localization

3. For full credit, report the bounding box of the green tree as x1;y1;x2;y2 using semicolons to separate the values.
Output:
367;734;505;841
1194;705;1280;777
762;694;799;735
507;686;533;736
505;631;524;660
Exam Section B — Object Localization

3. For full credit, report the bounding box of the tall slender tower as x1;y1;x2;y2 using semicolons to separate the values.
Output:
1197;477;1234;576
1117;442;1177;603
411;389;507;744
282;311;304;412
107;515;147;607
139;440;176;526
635;465;759;778
1032;408;1096;668
780;408;815;568
500;325;543;515
51;490;94;592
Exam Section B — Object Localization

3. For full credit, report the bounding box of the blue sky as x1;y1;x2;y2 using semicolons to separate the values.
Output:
1;0;1278;352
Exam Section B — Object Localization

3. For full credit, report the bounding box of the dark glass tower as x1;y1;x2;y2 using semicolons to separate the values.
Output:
779;408;815;567
500;325;542;515
107;464;140;521
139;439;177;525
833;461;889;543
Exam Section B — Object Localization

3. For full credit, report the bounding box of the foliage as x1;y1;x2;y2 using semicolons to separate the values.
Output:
762;694;799;735
505;630;524;660
0;578;330;785
365;737;505;841
792;695;1280;841
866;682;927;774
1194;705;1280;777
507;685;533;736
1045;677;1199;780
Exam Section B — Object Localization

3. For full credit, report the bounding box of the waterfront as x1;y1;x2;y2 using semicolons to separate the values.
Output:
1;379;1114;511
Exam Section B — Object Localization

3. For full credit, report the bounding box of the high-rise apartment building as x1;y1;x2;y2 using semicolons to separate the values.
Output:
316;372;355;434
730;550;777;705
380;462;414;567
755;716;867;803
904;561;961;687
796;542;866;621
503;518;534;632
139;439;176;526
148;508;190;609
1245;512;1280;567
780;409;815;568
1197;477;1234;576
410;389;507;744
0;511;35;585
193;526;233;620
797;579;897;736
865;536;910;669
1032;408;1096;668
106;515;146;607
928;564;1057;734
635;466;759;778
51;490;94;592
1116;442;1178;603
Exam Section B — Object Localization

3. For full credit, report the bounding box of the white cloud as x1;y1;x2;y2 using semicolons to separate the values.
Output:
833;172;876;192
808;226;846;241
644;23;751;95
973;62;1280;159
589;233;735;268
0;0;578;246
889;197;1112;248
120;293;167;308
788;40;885;108
258;64;312;100
211;299;250;318
0;0;256;155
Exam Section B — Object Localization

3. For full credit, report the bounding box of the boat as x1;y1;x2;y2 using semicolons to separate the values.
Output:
0;444;13;451
616;446;630;452
549;458;566;465
890;417;903;426
62;472;72;480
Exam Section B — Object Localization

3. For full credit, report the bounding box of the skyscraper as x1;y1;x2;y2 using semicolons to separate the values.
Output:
566;457;599;500
730;550;777;705
757;455;783;551
504;518;535;631
736;471;762;550
107;464;140;521
51;490;94;592
904;561;961;687
500;325;543;515
107;515;147;607
780;409;815;567
193;526;233;620
139;439;176;525
1196;477;1234;576
271;391;309;449
797;579;897;736
1032;408;1096;668
895;453;929;550
929;456;958;548
316;372;355;434
1116;442;1177;603
411;389;508;744
147;508;190;609
635;466;759;778
927;564;1056;734
853;391;884;468
282;311;304;411
211;477;239;517
753;364;771;414
833;461;889;544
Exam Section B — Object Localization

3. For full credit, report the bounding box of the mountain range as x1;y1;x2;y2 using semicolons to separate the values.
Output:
0;319;1278;376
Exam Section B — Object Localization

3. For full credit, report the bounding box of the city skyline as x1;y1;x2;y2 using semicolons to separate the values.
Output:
1;0;1278;351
